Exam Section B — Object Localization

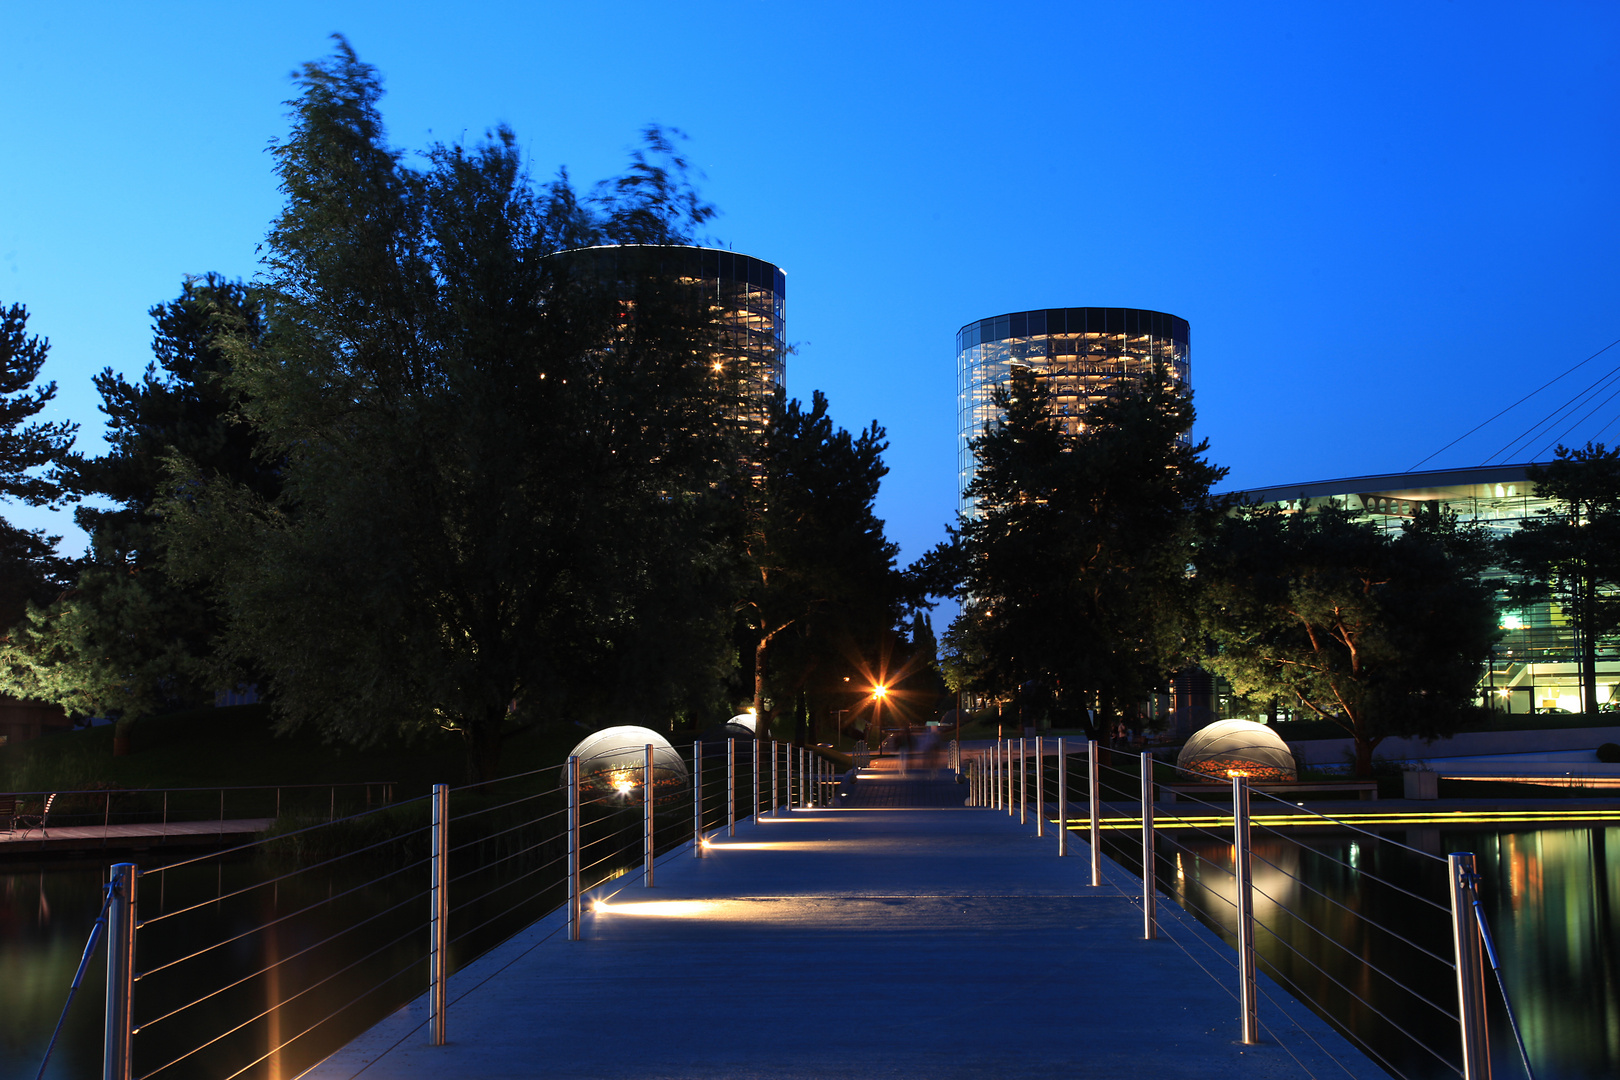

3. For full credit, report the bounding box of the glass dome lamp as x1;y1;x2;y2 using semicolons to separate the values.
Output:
1176;719;1298;782
563;726;689;802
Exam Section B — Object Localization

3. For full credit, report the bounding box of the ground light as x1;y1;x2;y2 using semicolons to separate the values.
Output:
1072;808;1620;828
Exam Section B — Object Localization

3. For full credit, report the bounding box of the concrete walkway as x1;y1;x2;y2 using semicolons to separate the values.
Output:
305;771;1380;1080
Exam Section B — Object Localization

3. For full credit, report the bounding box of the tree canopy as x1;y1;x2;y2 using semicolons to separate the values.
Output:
1199;501;1499;776
160;40;743;779
1499;443;1620;716
0;302;77;628
0;278;269;721
941;363;1226;740
740;390;912;739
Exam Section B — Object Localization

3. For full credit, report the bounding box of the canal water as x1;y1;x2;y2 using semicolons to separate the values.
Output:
4;823;1617;1079
1101;822;1619;1080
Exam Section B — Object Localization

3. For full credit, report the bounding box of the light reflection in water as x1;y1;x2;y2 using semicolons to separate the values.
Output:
1113;825;1620;1080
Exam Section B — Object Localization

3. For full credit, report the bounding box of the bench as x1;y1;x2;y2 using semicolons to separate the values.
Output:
1159;781;1379;804
0;795;14;833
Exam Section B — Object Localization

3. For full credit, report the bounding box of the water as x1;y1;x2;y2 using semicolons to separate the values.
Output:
1101;823;1620;1080
6;822;1616;1079
0;793;667;1080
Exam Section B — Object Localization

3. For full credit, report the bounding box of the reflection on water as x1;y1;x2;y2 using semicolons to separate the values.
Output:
8;822;1615;1079
1;863;108;1080
1103;825;1620;1079
2;796;656;1080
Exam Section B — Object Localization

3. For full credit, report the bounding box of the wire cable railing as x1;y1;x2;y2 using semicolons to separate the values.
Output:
968;736;1509;1080
84;734;817;1080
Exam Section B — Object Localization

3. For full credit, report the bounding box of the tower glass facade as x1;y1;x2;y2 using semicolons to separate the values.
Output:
956;307;1190;516
561;245;786;442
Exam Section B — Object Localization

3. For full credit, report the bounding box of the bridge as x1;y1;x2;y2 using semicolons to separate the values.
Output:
78;743;1519;1080
301;760;1376;1080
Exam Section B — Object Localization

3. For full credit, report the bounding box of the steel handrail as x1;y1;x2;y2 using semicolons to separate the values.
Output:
1245;846;1458;968
134;882;427;1031
138;824;430;926
1246;878;1462;1014
136;792;432;879
1247;819;1455;914
135;852;431;979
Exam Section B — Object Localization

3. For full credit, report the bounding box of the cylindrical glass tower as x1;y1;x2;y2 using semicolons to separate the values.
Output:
560;245;786;442
956;307;1190;517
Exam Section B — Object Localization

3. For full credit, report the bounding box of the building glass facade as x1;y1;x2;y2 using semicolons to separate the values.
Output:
956;307;1190;517
562;245;786;443
1223;464;1618;724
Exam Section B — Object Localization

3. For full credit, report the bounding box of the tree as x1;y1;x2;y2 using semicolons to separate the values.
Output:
0;278;271;721
0;302;77;630
740;390;910;737
1199;501;1499;777
159;41;741;780
1498;443;1620;716
941;364;1226;741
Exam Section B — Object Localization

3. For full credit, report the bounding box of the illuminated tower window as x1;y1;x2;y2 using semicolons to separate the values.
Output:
956;307;1190;518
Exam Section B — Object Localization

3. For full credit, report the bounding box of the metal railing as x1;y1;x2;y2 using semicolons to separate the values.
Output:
0;783;395;845
90;735;818;1080
967;737;1512;1080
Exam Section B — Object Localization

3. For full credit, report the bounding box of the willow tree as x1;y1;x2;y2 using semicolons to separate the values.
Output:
162;41;742;779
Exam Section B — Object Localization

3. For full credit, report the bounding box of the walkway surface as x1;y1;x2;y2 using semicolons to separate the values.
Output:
0;817;275;853
306;768;1380;1080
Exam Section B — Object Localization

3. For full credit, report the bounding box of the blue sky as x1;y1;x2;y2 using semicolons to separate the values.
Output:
4;1;1618;570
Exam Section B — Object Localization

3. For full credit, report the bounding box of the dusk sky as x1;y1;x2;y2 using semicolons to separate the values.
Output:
4;2;1618;571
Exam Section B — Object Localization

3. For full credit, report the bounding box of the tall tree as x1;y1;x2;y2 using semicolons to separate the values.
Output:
0;278;270;721
1499;443;1620;716
160;41;740;779
0;302;77;626
1199;501;1499;776
740;390;908;735
941;364;1225;741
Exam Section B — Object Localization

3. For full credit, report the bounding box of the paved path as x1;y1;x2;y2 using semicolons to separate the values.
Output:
305;770;1379;1080
0;818;275;852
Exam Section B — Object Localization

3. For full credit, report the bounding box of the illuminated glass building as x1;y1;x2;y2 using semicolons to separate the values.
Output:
560;245;786;442
1215;463;1616;724
956;307;1190;517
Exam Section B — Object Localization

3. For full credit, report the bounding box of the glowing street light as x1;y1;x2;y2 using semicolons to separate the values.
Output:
872;684;888;701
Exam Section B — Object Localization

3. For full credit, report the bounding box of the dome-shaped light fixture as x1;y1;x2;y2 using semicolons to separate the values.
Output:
563;726;689;802
1176;719;1297;782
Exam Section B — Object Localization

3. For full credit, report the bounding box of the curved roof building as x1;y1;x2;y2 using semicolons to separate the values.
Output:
1220;462;1610;721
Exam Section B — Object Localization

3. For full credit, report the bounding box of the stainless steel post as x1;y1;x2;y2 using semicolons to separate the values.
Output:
727;738;736;836
997;738;1010;816
1088;740;1102;887
693;742;704;857
772;739;780;815
1232;775;1258;1044
1035;735;1044;837
753;736;761;823
1449;852;1492;1080
1057;738;1068;856
1019;736;1027;825
566;756;581;941
1140;751;1156;939
644;744;655;886
104;862;136;1080
430;784;449;1045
